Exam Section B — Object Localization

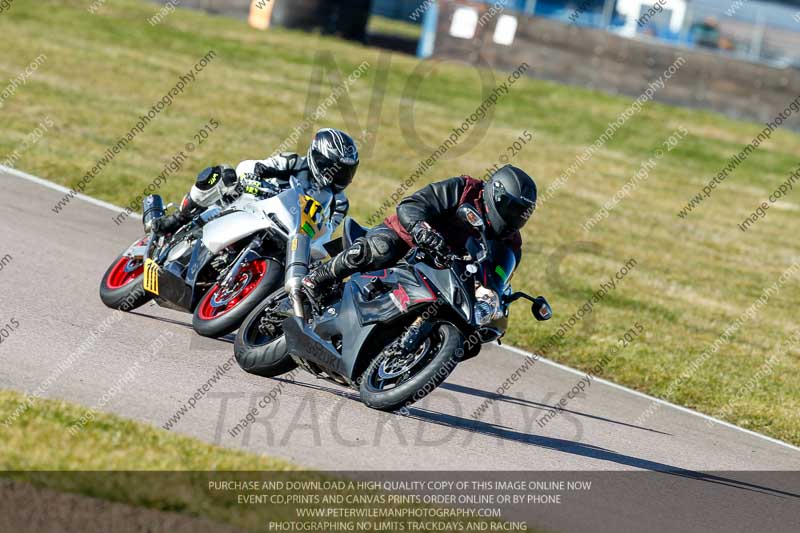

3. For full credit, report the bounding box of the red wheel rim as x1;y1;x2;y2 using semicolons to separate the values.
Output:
105;238;148;289
197;259;268;321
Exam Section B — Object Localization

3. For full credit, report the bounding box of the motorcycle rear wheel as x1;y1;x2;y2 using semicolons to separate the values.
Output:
234;296;296;377
359;322;464;412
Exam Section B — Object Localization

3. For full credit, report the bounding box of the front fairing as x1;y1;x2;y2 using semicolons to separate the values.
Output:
243;179;334;238
473;241;516;340
204;178;335;259
302;254;484;381
296;264;456;381
343;257;470;322
477;241;516;294
348;241;516;330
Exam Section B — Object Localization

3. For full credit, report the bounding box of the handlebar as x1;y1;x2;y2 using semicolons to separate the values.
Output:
414;247;470;269
253;185;279;196
433;253;459;269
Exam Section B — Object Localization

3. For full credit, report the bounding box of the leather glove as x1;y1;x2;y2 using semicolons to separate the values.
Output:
240;175;263;195
239;174;281;196
411;222;447;256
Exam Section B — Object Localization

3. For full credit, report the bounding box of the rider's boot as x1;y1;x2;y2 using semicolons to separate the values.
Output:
302;253;360;302
303;234;379;302
301;262;338;302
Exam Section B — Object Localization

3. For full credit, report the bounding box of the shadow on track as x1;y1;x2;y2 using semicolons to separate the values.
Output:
127;310;235;344
406;406;800;499
440;382;672;436
266;377;798;499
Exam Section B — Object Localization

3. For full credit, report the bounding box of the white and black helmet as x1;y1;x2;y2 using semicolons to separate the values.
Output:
307;128;360;192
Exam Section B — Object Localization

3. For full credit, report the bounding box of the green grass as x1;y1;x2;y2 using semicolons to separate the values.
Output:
0;389;298;530
1;0;799;447
0;390;508;531
0;389;295;471
368;14;422;40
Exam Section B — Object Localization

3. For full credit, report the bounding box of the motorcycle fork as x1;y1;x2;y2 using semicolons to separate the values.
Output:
219;234;263;291
400;316;435;354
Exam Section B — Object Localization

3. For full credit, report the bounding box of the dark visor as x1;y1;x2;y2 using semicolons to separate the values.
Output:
493;181;535;230
314;154;358;189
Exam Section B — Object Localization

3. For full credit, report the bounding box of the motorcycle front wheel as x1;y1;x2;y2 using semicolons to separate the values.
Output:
359;321;464;412
99;237;153;311
234;295;296;377
193;258;282;338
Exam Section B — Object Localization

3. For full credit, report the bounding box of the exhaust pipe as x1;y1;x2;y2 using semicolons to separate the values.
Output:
285;233;311;319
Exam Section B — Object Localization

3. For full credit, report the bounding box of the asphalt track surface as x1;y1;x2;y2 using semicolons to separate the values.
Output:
1;170;799;532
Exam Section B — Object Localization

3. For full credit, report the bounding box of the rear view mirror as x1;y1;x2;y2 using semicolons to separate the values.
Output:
531;296;552;321
457;204;485;230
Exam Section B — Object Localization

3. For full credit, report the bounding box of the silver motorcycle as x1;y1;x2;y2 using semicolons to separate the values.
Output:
99;177;338;338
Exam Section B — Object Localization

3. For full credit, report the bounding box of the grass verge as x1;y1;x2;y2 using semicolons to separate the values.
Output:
0;390;512;532
0;389;293;530
368;14;423;40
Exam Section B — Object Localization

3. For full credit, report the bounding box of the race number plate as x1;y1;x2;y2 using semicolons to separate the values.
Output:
299;195;324;238
143;258;160;296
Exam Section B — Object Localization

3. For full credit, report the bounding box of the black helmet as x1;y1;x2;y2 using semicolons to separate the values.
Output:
484;165;537;238
307;128;359;192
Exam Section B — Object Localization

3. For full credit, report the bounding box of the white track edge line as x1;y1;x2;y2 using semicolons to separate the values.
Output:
500;344;800;453
7;168;800;454
2;165;142;219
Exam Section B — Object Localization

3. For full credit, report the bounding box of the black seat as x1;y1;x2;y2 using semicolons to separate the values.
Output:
342;217;369;248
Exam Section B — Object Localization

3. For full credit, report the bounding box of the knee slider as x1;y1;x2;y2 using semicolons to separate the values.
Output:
369;233;394;257
220;165;238;186
195;166;221;191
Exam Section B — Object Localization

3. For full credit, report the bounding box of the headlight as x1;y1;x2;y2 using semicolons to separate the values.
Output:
474;286;501;325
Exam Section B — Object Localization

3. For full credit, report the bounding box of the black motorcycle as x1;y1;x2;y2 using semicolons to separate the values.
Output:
234;205;552;411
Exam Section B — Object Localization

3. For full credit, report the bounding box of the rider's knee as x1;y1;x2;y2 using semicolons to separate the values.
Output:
190;165;237;207
340;238;373;270
368;233;398;266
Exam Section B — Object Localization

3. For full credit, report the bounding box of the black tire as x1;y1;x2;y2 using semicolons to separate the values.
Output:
192;258;283;338
99;249;153;312
359;322;464;412
234;296;297;377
